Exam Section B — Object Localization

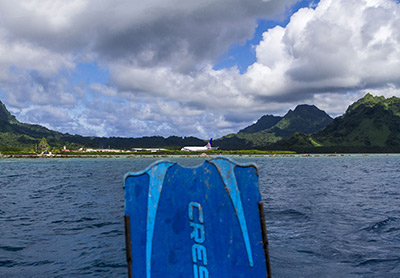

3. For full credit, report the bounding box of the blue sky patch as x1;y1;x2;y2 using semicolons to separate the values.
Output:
213;0;320;73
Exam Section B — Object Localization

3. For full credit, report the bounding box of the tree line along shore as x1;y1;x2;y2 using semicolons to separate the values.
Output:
3;94;400;154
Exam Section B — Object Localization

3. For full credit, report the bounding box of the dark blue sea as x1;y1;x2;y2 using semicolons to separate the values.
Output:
1;155;400;277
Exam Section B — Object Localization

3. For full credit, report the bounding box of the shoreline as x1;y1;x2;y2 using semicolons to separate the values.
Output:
0;153;397;159
0;150;295;158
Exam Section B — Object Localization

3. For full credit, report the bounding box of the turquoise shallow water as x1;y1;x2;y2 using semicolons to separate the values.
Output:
1;155;400;277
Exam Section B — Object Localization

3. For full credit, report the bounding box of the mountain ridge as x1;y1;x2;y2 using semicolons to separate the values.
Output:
274;94;400;152
238;115;282;134
0;102;207;151
1;94;400;153
214;104;333;149
0;101;17;124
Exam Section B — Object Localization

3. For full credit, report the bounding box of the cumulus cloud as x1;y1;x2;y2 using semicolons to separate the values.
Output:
246;0;400;102
17;105;73;133
1;71;77;108
0;0;299;137
2;0;400;139
104;0;400;136
0;0;298;72
0;32;74;79
89;83;118;97
109;63;249;110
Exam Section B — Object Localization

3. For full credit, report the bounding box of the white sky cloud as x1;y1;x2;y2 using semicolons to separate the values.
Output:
247;0;400;99
1;0;400;139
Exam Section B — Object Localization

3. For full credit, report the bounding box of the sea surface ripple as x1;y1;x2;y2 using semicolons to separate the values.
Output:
1;155;400;277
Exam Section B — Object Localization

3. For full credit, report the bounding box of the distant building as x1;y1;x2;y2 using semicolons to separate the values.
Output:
131;148;167;152
85;148;125;153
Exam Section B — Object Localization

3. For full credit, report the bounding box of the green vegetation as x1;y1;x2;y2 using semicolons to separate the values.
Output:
151;149;296;155
215;104;333;149
38;137;50;152
239;115;282;133
275;94;400;153
0;101;208;152
2;94;400;155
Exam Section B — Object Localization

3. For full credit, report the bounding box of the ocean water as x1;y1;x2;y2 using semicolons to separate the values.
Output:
1;155;400;277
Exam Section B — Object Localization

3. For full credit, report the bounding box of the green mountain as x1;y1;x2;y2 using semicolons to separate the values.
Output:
265;104;333;137
215;104;333;149
275;94;400;152
0;101;17;124
0;101;64;151
238;115;282;133
3;94;400;153
0;100;206;152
